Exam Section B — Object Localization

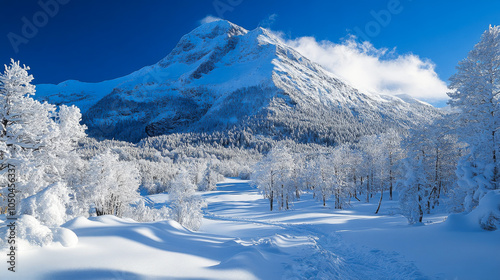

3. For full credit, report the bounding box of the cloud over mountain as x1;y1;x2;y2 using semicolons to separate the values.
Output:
284;36;449;104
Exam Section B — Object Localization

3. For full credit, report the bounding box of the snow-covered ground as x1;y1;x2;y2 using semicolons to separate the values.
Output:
2;178;499;279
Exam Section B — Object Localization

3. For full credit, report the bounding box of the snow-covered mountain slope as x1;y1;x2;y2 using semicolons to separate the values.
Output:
36;20;441;143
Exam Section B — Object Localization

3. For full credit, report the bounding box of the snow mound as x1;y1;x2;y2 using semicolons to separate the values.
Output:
16;215;53;248
468;190;500;230
0;215;78;249
62;216;98;229
89;215;137;226
158;219;190;232
52;227;79;247
446;190;500;231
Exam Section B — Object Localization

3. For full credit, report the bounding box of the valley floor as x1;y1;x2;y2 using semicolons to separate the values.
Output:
2;178;500;279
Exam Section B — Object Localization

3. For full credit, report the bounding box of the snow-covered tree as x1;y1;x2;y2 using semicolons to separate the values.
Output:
83;150;141;217
252;144;295;210
357;135;385;205
0;60;86;226
422;120;463;210
169;169;206;230
198;158;224;191
399;125;449;223
0;60;57;200
331;144;362;209
252;152;276;211
399;155;428;224
380;130;404;201
311;154;336;207
448;25;500;210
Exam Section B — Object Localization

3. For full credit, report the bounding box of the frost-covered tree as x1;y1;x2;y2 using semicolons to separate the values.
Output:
169;169;206;230
83;150;141;217
311;154;336;207
423;120;463;210
0;60;86;225
331;144;363;209
252;157;276;210
357;135;385;205
252;144;295;210
290;153;305;200
380;130;404;201
448;25;500;210
198;158;224;191
399;122;463;223
0;60;57;200
399;155;428;224
0;60;56;155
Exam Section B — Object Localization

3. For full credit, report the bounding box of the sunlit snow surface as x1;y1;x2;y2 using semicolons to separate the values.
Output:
2;178;499;279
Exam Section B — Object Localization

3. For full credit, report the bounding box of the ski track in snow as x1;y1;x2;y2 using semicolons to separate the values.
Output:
199;179;426;280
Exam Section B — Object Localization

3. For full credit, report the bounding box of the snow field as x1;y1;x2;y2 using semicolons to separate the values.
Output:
1;177;499;279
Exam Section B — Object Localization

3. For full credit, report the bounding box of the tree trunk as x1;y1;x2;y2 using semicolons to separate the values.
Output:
437;180;442;205
366;175;370;203
389;152;393;200
418;185;423;223
270;191;274;211
281;185;284;209
493;129;498;189
335;190;341;209
389;169;393;200
375;189;383;214
353;192;361;201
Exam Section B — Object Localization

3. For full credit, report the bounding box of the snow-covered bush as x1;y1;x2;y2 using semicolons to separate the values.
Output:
15;215;53;247
123;200;170;222
19;182;70;227
51;227;79;247
0;215;78;249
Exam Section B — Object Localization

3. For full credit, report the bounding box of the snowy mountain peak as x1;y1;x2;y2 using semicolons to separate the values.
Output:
158;20;247;68
190;19;248;38
35;21;441;142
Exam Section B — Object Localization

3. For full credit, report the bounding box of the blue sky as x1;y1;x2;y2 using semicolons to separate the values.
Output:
1;0;499;106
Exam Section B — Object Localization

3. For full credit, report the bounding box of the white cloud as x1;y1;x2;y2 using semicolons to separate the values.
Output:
199;15;223;25
284;36;449;103
259;14;278;28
